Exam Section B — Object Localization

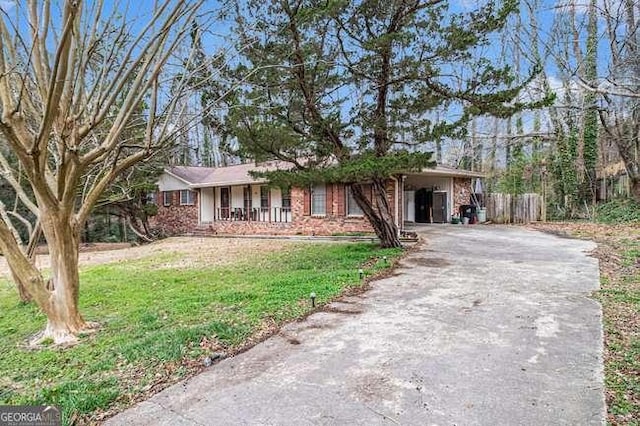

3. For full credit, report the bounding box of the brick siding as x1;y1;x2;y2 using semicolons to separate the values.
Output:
152;185;379;237
150;190;199;235
453;178;473;215
151;178;443;237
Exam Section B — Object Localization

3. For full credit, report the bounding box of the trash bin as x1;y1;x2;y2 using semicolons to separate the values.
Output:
460;205;478;224
477;207;487;223
459;205;475;219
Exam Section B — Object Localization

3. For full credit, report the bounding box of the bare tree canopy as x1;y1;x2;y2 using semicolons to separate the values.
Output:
0;0;203;344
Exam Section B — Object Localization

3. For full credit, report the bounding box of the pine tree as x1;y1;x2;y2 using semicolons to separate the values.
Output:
227;0;549;247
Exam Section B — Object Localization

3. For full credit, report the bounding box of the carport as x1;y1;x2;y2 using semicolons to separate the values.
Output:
402;166;485;224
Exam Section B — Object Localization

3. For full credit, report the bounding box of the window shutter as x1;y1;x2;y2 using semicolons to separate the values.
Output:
336;184;346;216
303;187;311;216
326;183;334;216
366;184;374;204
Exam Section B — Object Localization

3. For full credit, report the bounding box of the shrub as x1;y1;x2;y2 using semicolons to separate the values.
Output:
595;198;640;224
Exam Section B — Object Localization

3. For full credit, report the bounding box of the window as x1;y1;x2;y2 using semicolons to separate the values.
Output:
281;187;291;209
180;190;195;205
346;187;364;216
147;191;157;205
260;186;269;210
163;191;172;206
311;184;326;216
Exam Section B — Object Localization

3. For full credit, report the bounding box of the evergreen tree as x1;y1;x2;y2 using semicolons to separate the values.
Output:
228;0;549;247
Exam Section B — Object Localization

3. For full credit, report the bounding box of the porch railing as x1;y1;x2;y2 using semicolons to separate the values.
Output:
215;207;291;223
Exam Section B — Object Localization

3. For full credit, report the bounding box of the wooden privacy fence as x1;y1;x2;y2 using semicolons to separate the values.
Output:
485;193;542;223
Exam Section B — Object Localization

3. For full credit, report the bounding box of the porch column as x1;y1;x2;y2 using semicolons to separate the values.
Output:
400;175;405;232
391;176;399;235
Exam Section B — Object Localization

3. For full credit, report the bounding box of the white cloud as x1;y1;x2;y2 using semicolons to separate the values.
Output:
545;75;583;104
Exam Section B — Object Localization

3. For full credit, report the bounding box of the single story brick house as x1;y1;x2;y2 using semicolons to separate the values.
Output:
150;162;484;236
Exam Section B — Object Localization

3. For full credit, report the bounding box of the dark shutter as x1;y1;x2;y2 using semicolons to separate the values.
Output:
336;184;346;216
363;184;373;203
326;183;334;216
303;187;311;216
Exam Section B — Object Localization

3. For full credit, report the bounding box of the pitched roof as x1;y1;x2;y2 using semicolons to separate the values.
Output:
165;166;217;185
186;161;292;188
163;162;484;188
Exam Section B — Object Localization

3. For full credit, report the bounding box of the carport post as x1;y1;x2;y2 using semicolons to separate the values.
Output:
399;175;406;233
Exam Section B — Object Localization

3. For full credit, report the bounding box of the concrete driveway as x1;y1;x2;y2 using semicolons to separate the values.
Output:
107;226;605;426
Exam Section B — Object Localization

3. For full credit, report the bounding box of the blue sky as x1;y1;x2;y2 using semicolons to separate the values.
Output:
0;0;617;167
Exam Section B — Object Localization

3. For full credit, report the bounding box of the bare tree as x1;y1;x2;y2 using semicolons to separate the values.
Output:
0;0;203;344
553;0;639;200
589;0;640;199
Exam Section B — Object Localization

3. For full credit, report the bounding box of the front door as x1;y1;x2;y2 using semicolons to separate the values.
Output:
432;192;447;223
415;189;430;223
220;187;230;219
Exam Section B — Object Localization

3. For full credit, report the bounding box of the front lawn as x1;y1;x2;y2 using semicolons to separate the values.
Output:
0;241;401;424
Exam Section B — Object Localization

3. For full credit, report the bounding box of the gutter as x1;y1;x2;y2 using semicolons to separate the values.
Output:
190;178;267;189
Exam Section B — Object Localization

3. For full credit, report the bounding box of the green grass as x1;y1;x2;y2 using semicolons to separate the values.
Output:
595;241;640;423
330;231;376;237
599;245;640;423
0;242;401;425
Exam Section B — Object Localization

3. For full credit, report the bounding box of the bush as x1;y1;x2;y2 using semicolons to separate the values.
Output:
595;198;640;224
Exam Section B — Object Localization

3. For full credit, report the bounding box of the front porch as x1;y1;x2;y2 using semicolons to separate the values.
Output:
199;184;292;225
214;207;292;223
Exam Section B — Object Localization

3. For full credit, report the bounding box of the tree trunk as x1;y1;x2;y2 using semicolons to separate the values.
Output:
31;214;89;345
631;178;640;202
126;217;154;243
13;223;44;303
612;120;640;202
12;270;33;303
621;149;640;202
0;224;57;332
351;179;401;248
